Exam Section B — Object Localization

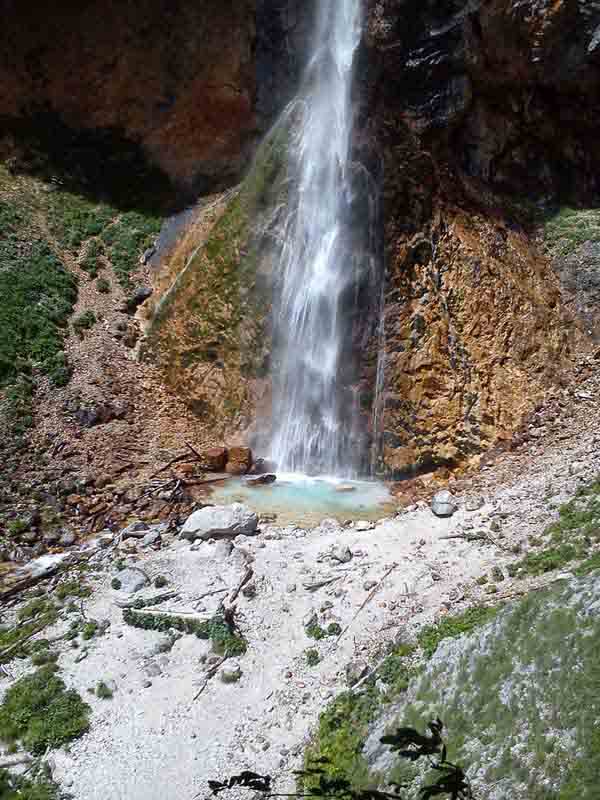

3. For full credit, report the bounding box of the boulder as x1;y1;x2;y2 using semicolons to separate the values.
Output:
199;447;228;471
225;446;252;475
220;662;242;683
249;458;277;475
115;568;148;593
431;490;458;518
180;503;258;541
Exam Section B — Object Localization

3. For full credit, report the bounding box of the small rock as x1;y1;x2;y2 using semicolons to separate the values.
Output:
345;659;369;687
363;580;377;591
331;545;353;563
142;680;152;689
335;484;356;493
141;530;161;548
466;496;485;512
354;520;373;531
214;540;234;559
121;521;150;540
431;490;458;518
144;661;163;678
491;566;505;582
220;662;243;683
242;581;257;599
59;530;77;547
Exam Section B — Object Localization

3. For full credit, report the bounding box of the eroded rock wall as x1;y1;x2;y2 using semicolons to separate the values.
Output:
362;0;600;475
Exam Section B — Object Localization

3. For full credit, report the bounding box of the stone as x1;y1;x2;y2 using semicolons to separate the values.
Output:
335;484;356;493
141;530;161;548
199;447;228;471
331;545;353;564
214;540;234;559
345;659;369;687
180;503;258;541
115;568;148;593
220;662;243;683
354;520;373;531
120;521;149;540
144;661;163;677
225;462;249;476
491;566;505;582
42;531;61;545
363;580;378;591
225;446;252;474
466;496;485;512
58;531;77;547
249;458;277;475
245;474;276;486
431;490;458;518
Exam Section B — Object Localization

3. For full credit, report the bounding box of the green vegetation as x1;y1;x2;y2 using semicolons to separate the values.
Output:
96;277;111;294
154;575;168;589
515;476;600;576
72;310;96;337
122;608;247;657
305;616;342;641
0;767;62;800
0;665;90;753
80;239;104;278
0;602;58;665
417;605;499;658
543;207;600;258
393;578;600;798
111;577;122;590
55;579;92;601
306;648;321;667
378;643;416;697
95;681;114;700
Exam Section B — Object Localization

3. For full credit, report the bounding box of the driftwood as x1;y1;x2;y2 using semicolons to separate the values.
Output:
191;656;226;702
227;568;254;605
336;562;399;643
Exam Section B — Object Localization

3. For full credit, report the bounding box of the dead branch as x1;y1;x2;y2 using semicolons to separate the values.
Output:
335;562;399;643
191;656;226;702
148;452;189;481
227;568;254;605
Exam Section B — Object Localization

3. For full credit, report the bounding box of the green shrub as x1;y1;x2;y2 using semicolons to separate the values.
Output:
0;665;90;753
111;577;122;590
154;575;168;588
306;648;320;666
0;767;61;800
72;310;96;337
95;681;114;700
417;605;500;658
96;277;111;294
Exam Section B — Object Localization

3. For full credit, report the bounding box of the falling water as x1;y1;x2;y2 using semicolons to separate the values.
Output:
269;0;364;476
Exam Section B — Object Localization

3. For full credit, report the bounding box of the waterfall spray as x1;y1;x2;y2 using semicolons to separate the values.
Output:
269;0;365;476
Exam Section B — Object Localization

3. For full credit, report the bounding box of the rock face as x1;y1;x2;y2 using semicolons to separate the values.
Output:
360;0;600;474
0;0;299;198
180;503;258;541
364;576;600;799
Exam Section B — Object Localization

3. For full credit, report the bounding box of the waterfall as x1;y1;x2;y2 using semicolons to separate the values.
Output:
269;0;364;476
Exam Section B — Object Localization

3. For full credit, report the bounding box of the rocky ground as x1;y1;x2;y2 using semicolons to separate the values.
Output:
1;355;599;798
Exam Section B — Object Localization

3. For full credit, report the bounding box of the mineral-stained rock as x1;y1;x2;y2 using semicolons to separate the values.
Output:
431;490;458;518
199;447;228;472
180;503;258;541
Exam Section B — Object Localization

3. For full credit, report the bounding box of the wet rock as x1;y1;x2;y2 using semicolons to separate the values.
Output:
335;484;356;493
180;503;258;541
249;458;277;475
431;490;458;518
245;474;276;487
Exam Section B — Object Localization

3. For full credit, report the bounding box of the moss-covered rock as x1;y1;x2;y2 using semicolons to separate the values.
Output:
364;577;600;799
142;122;289;430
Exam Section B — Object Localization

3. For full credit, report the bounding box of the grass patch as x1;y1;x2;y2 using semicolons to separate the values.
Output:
0;767;61;800
305;616;342;641
543;207;600;258
122;608;247;657
95;681;113;700
417;606;500;658
153;575;168;589
72;310;96;338
96;277;111;294
515;476;600;577
0;665;90;753
378;643;416;696
306;648;321;666
0;602;59;665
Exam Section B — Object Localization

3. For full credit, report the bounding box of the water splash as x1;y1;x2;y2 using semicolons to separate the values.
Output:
269;0;365;476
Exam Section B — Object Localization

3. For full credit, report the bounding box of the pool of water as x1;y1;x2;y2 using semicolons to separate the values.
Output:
204;473;396;527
